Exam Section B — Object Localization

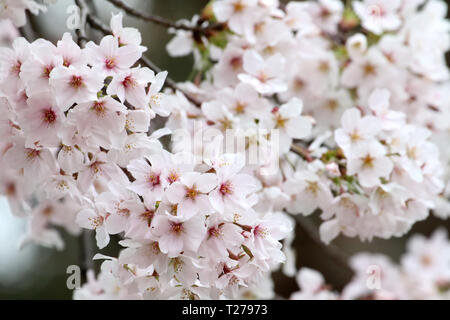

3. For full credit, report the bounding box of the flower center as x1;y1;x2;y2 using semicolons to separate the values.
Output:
70;75;83;88
25;148;40;161
88;216;104;229
92;101;106;116
167;170;179;184
122;75;135;88
208;227;221;239
318;61;330;73
407;146;418;160
254;225;268;238
63;58;71;67
43;65;53;78
306;180;319;195
362;154;375;168
294;77;305;91
326;99;338;111
219;181;234;196
42;206;54;216
141;209;155;227
363;63;376;76
148;173;161;187
257;71;269;83
185;186;198;200
42;108;57;125
368;4;386;17
350;130;361;142
229;56;242;70
233;1;245;13
235;102;246;114
11;61;21;76
105;57;116;69
275;115;287;128
171;222;183;234
219;118;233;130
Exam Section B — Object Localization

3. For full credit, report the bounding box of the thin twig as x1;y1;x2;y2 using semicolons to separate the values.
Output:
105;0;222;34
290;143;314;162
86;14;111;34
295;215;353;274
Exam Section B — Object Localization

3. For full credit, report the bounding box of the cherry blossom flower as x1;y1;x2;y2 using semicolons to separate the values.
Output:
165;172;217;220
335;108;381;153
268;98;312;153
2;0;450;301
238;50;287;95
213;0;259;35
20;92;63;147
208;153;261;216
353;0;402;35
0;37;30;94
150;213;206;258
85;35;144;77
49;65;104;111
77;207;110;249
346;141;393;188
107;66;154;109
20;39;62;95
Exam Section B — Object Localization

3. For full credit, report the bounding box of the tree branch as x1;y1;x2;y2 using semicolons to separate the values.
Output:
290;143;314;162
86;13;111;34
105;0;222;34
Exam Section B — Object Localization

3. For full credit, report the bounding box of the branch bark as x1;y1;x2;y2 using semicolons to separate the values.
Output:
290;143;314;162
105;0;222;34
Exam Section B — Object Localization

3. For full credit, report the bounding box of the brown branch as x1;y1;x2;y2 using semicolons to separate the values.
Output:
290;143;314;162
86;14;111;35
105;0;222;34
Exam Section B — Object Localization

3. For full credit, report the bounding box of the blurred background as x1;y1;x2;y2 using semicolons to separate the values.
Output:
0;0;449;299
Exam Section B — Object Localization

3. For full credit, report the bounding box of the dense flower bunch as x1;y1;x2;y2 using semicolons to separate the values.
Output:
0;11;293;299
0;0;449;300
166;0;449;244
291;229;450;300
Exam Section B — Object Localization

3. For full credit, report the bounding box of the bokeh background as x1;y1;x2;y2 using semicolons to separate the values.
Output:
1;0;449;299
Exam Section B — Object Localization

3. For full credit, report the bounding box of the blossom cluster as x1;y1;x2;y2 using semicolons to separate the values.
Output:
291;229;450;300
166;0;449;245
0;0;449;300
0;11;293;299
